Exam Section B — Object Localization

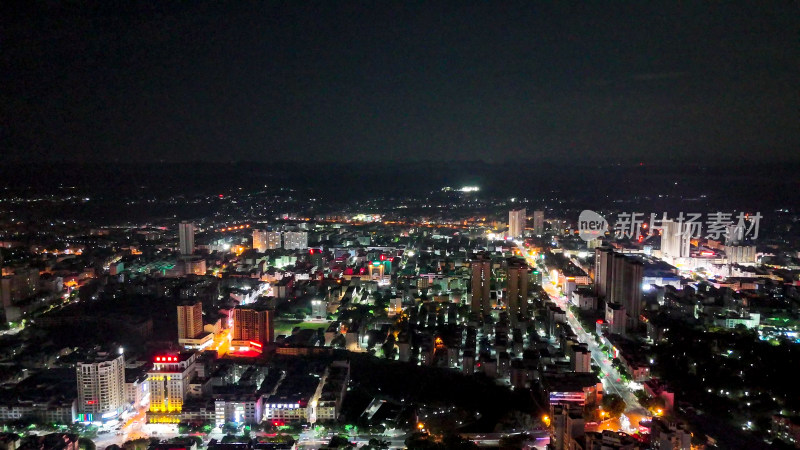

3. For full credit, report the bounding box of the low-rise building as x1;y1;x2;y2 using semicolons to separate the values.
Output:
312;361;349;423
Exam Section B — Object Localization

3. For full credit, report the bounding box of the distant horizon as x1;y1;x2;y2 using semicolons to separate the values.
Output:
2;157;800;167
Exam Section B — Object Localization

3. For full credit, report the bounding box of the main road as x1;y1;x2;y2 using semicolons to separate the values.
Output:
514;241;649;433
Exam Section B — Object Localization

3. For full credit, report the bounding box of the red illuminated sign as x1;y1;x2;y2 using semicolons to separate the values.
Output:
155;356;178;362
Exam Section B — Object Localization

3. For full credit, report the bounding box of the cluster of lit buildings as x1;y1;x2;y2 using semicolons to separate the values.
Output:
4;200;800;449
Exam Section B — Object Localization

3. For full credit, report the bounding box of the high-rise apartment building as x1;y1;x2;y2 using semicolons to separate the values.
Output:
533;210;545;235
283;231;308;250
252;230;282;252
266;231;281;250
178;221;195;256
594;247;643;331
506;260;529;319
660;220;690;259
594;247;614;299
77;351;126;421
252;229;267;252
610;253;643;329
508;209;526;238
233;304;274;345
176;301;203;340
470;256;492;316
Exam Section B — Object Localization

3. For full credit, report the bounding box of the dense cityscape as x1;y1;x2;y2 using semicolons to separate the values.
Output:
0;164;799;450
2;2;798;449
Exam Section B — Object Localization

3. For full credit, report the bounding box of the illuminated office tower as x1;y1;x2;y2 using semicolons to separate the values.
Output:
508;209;526;238
148;352;197;415
178;221;195;255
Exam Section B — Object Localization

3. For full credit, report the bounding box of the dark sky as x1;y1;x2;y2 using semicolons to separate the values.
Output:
2;1;797;164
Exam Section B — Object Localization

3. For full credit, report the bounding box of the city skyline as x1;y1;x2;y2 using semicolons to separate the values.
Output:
1;2;800;449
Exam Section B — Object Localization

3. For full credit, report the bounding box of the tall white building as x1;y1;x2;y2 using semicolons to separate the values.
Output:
77;351;126;421
283;231;308;250
661;220;690;259
508;209;526;238
178;221;195;255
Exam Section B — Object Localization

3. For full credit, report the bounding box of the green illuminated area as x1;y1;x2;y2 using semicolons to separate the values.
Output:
125;260;177;274
273;319;331;337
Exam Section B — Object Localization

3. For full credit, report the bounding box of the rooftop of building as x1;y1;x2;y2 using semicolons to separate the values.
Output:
66;347;123;366
541;372;600;392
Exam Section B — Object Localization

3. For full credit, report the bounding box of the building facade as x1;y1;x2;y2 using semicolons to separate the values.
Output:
506;261;528;319
470;258;492;316
147;353;197;420
533;210;545;235
177;302;203;341
661;220;690;260
179;222;195;256
508;209;526;238
232;306;274;345
76;352;126;421
283;232;308;250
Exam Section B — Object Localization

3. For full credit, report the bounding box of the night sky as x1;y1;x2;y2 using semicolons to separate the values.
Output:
2;1;797;164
